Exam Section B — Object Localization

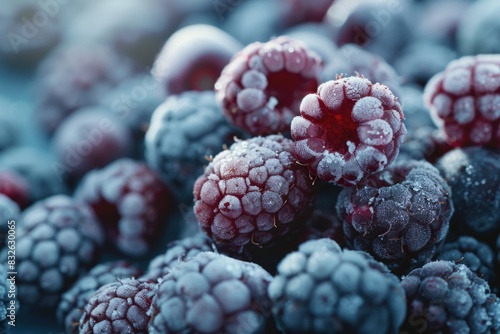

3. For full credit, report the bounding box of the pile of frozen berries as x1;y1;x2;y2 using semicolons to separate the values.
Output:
2;0;500;333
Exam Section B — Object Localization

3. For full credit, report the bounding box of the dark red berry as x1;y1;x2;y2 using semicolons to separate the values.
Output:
0;170;30;209
291;75;407;187
193;135;315;253
215;36;321;135
424;54;500;147
75;158;173;257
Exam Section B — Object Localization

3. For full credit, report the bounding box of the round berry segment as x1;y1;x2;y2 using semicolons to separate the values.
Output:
424;54;500;148
291;75;407;187
79;278;156;334
337;159;453;274
268;238;407;334
193;135;315;253
401;261;500;333
149;251;273;334
215;36;321;135
75;158;173;257
0;195;104;308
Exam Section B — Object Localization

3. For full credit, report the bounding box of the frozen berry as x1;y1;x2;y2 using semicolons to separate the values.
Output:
291;75;407;187
277;0;335;27
0;170;29;209
457;0;500;56
0;195;104;308
52;107;132;181
193;135;315;253
145;91;244;202
322;44;402;100
0;194;19;250
285;23;338;65
152;24;242;95
215;36;321;135
424;54;500;148
268;238;406;334
35;44;135;134
337;159;453;273
0;0;59;67
435;236;495;284
0;147;68;204
394;42;456;87
142;233;213;282
435;147;500;237
149;251;273;334
401;261;500;333
64;0;172;67
100;73;164;143
57;261;142;334
75;158;173;257
0;263;13;333
331;0;412;61
398;126;453;164
79;278;156;334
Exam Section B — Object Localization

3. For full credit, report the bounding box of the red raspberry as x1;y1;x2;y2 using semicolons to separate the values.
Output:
215;36;321;135
291;75;407;187
75;159;173;257
424;55;500;147
193;135;315;253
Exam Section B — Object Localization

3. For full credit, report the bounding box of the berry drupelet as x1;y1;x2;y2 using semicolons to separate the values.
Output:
434;236;495;285
337;159;453;274
193;135;315;254
435;147;500;237
149;251;273;334
79;278;156;334
424;54;500;148
57;261;143;334
0;195;104;308
75;158;173;257
142;233;213;282
400;261;500;333
291;75;407;187
145;91;244;202
215;36;321;135
152;24;242;95
268;238;407;334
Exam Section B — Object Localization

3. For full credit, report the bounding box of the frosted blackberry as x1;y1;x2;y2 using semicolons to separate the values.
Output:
0;170;29;209
337;159;453;274
434;236;495;284
0;195;104;308
0;147;68;204
401;261;500;333
142;233;213;282
193;135;315;253
57;261;142;334
457;0;500;55
0;195;19;251
435;147;500;236
215;36;321;135
75;158;173;257
291;75;407;187
145;91;244;202
268;238;406;334
332;0;411;61
321;44;402;100
35;44;135;134
79;278;156;334
149;251;273;334
423;54;500;148
152;24;242;95
52;107;132;181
